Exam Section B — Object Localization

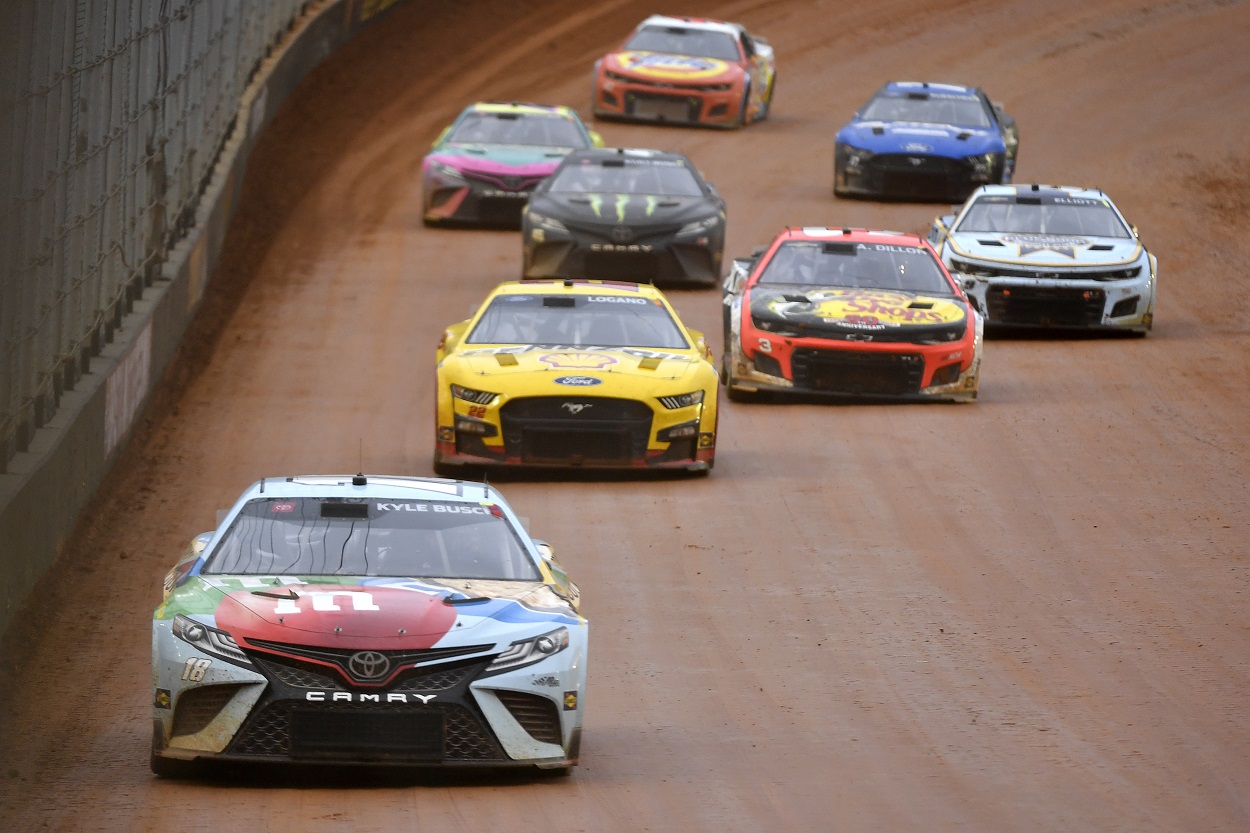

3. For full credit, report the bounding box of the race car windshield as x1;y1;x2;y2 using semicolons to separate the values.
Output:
955;197;1133;238
624;26;740;61
466;294;690;348
446;112;586;148
758;241;954;294
861;93;991;128
204;498;542;580
547;160;704;196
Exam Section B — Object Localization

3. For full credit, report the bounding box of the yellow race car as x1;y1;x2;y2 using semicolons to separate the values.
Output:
435;280;719;474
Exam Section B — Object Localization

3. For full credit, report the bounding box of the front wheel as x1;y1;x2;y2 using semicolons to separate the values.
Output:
733;83;752;128
758;75;775;121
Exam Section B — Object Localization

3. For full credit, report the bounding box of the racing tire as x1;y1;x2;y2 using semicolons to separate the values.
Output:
758;76;775;121
833;165;848;198
733;83;752;129
432;452;459;479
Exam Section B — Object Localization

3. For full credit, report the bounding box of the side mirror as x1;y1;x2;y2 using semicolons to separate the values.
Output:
1129;224;1140;239
589;130;605;149
534;539;555;561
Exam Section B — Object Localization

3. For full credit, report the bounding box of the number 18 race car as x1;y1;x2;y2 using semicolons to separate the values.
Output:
152;475;587;776
722;227;982;402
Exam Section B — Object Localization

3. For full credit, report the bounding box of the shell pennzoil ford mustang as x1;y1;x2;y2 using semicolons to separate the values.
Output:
722;227;982;402
151;475;586;776
928;184;1156;333
435;280;719;474
422;103;603;228
592;15;775;129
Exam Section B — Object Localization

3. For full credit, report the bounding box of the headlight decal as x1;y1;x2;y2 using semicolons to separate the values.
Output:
485;627;570;674
172;614;252;666
451;384;498;405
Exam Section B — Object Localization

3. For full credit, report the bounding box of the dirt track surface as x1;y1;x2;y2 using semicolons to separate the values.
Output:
3;0;1249;830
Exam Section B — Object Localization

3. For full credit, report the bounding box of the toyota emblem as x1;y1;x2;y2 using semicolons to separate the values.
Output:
503;175;522;190
610;226;634;242
908;157;924;166
348;650;391;680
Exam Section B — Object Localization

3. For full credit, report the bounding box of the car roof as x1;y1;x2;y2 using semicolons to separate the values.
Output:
486;279;671;302
463;102;579;119
879;81;979;98
637;14;743;37
233;475;498;504
964;183;1116;202
778;227;927;247
562;147;689;165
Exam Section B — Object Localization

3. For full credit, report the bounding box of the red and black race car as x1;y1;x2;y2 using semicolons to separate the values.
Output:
592;15;775;129
721;227;982;402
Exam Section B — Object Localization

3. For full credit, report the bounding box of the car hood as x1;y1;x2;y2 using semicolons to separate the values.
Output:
448;344;701;383
426;145;571;178
174;575;578;650
837;120;1002;156
603;50;741;83
749;286;969;335
530;192;713;228
945;231;1144;267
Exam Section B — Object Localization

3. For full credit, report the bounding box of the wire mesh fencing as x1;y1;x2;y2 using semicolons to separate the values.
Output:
0;0;309;472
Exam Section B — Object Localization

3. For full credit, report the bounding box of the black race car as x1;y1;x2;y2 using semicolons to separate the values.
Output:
521;148;726;287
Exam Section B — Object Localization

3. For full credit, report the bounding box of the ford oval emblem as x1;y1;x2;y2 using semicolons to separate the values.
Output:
554;375;602;386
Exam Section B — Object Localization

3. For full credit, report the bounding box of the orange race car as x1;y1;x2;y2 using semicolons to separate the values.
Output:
592;15;775;129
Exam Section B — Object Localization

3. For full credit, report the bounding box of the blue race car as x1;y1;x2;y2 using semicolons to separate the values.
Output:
834;81;1018;202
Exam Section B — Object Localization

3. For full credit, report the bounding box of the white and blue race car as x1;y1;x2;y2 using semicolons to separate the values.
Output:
928;184;1156;334
151;475;587;776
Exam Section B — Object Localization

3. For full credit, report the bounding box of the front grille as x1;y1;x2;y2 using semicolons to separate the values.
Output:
501;396;653;465
495;690;563;744
172;684;242;737
870;154;966;198
986;286;1105;326
626;92;698;122
583;250;659;280
253;657;343;690
791;348;925;395
478;198;528;225
229;701;505;762
464;171;544;192
245;640;492;686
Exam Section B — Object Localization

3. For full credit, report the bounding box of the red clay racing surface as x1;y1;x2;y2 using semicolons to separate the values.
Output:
2;1;1248;832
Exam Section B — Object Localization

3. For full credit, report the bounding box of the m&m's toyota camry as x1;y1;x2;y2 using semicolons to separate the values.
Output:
721;227;982;402
592;14;775;128
151;475;586;776
435;280;719;474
